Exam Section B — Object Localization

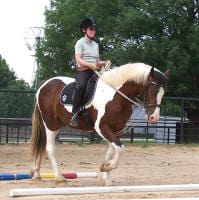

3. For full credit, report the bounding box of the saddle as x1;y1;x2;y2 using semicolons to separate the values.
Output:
60;73;99;108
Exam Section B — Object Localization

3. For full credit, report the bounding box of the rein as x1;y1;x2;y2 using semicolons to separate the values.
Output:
95;62;141;106
94;67;164;137
94;70;140;106
95;65;164;113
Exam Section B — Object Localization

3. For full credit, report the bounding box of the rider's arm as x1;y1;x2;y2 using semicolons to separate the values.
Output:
75;54;98;70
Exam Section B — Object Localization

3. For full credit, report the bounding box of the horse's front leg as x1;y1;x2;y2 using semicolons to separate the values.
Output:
100;142;115;185
100;141;124;185
46;129;66;183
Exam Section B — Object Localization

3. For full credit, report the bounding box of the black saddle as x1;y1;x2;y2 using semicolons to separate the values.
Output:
60;73;99;108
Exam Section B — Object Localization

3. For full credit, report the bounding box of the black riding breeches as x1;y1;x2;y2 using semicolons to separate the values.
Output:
72;69;94;113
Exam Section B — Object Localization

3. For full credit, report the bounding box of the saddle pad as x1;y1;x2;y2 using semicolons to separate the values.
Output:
60;82;76;105
60;74;99;107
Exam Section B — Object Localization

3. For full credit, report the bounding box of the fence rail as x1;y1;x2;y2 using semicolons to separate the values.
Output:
0;89;198;144
0;116;198;144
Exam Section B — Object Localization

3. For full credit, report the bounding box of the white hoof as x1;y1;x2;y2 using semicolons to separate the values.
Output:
30;169;41;180
104;179;115;186
56;174;67;183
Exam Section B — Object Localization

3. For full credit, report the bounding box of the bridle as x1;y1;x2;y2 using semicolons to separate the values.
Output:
95;65;166;113
138;80;164;114
142;81;163;109
111;80;165;137
95;66;167;136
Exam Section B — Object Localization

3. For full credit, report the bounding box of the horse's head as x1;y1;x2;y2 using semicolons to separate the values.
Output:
99;63;168;123
141;67;169;123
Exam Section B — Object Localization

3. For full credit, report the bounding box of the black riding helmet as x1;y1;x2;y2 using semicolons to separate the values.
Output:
80;17;97;33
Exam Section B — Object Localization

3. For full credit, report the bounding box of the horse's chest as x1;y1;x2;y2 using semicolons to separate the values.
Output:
92;81;116;112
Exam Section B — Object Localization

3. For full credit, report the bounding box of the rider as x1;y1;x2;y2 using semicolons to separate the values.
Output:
70;17;107;126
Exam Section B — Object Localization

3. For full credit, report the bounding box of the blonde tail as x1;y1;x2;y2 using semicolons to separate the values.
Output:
30;103;46;162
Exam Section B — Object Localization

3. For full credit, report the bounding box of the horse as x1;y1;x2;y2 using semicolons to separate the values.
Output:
30;62;168;185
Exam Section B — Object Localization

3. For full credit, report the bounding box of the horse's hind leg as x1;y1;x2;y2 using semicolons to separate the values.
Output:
45;128;65;182
31;154;42;180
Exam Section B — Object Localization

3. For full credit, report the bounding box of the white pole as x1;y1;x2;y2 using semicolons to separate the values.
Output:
9;184;199;197
76;172;98;178
112;197;199;200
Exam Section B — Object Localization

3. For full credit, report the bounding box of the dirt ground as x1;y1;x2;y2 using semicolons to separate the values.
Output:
1;143;199;199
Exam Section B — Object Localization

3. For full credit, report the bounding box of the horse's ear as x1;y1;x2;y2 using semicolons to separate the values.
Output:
150;67;155;77
164;69;170;77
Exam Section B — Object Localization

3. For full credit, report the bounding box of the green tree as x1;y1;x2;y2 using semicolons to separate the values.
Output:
36;0;128;81
0;55;16;88
0;81;34;118
0;55;34;117
36;0;199;99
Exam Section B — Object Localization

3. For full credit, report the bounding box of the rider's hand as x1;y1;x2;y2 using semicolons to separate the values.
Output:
100;60;112;69
97;62;106;68
97;60;111;68
106;60;111;65
89;63;98;70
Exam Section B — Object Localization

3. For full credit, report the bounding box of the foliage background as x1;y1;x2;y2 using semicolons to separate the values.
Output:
0;55;34;117
36;0;199;98
0;0;198;117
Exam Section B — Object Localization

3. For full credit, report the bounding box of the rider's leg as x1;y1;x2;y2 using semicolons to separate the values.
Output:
70;70;93;126
70;85;83;126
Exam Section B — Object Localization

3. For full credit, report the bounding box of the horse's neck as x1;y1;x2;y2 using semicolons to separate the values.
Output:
101;64;149;89
120;81;144;100
101;69;130;88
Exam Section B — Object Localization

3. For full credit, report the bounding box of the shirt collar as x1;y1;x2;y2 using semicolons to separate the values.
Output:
83;36;93;44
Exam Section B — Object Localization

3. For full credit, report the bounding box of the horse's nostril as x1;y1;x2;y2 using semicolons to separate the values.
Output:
149;116;154;121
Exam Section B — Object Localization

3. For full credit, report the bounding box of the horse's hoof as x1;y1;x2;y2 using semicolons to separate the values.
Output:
30;169;42;180
56;175;67;184
32;176;41;181
102;178;115;186
105;179;115;186
100;162;111;172
30;169;34;177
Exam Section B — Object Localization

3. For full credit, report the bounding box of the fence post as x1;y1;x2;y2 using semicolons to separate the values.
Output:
17;126;19;144
6;123;9;143
0;126;1;143
180;99;185;144
167;127;170;144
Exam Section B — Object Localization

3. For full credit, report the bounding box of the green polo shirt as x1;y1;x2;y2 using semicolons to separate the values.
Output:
75;37;99;66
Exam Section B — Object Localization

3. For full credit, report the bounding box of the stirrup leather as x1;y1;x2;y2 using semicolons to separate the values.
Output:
70;113;79;126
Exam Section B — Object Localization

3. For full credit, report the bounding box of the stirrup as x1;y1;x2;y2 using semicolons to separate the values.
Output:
70;113;79;126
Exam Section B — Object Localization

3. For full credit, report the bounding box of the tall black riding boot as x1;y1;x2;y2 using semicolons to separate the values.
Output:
70;73;88;126
70;95;81;126
70;112;79;126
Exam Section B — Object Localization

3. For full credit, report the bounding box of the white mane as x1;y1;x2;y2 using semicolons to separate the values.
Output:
100;63;152;88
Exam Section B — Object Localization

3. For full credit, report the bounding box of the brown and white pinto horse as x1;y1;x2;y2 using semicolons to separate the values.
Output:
30;63;168;185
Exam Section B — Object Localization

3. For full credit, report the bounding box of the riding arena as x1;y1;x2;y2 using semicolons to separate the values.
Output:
1;63;199;200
